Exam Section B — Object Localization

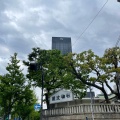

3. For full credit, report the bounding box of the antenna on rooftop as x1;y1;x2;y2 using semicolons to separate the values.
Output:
115;36;120;47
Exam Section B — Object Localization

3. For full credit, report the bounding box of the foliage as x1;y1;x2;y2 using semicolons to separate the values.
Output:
0;53;37;120
24;48;87;108
14;86;37;120
103;47;120;98
64;47;120;103
30;110;40;120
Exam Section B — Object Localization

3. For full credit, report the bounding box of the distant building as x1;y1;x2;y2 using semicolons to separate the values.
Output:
49;89;103;109
84;92;95;98
52;37;72;55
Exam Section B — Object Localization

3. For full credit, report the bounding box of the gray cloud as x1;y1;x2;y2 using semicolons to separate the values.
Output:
0;0;120;103
0;0;120;74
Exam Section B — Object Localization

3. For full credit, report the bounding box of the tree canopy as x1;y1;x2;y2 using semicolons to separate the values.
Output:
0;53;37;120
24;48;87;108
64;47;120;103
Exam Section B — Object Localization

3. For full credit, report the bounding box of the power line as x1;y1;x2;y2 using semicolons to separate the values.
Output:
0;0;109;55
73;0;109;46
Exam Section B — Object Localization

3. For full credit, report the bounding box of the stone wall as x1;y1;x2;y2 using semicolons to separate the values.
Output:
42;104;120;120
43;113;120;120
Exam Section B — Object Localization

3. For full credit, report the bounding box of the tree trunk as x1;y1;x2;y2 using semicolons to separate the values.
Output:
45;93;50;109
71;65;110;103
101;89;110;103
116;92;120;99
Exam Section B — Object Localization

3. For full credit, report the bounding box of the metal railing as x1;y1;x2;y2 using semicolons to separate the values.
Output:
43;104;120;116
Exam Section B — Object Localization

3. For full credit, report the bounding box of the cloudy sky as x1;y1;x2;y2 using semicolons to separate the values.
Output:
0;0;120;104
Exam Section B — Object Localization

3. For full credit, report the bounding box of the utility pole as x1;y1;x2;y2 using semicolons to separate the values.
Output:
40;64;44;120
30;62;44;120
90;86;94;120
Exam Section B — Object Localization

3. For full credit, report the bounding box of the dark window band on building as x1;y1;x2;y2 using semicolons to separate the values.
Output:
52;37;72;55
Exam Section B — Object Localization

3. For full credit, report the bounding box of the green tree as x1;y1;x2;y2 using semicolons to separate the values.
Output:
14;86;37;120
24;48;86;109
0;53;37;119
64;47;120;103
102;47;120;99
30;109;40;120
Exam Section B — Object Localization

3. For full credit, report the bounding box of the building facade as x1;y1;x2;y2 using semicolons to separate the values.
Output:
52;37;72;55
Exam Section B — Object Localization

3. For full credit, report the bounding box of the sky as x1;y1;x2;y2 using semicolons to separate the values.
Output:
0;0;120;106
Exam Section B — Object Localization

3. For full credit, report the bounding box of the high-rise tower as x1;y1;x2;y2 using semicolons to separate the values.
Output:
52;37;72;55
